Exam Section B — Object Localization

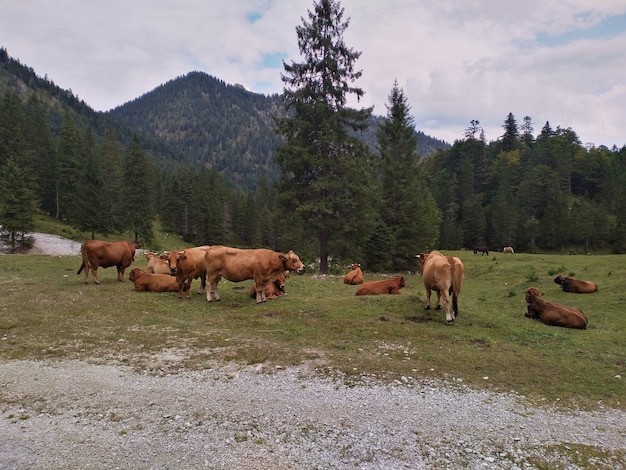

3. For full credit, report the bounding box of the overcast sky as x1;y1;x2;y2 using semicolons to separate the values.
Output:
2;0;625;148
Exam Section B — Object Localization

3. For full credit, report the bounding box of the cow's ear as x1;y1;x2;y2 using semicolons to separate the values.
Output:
159;254;168;260
180;254;188;261
279;254;288;262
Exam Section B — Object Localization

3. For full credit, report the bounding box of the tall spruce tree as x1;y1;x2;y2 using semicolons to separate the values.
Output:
0;157;37;250
275;0;376;273
376;81;440;270
121;134;154;244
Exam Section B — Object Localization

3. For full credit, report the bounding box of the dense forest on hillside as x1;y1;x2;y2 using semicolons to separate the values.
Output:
108;72;450;190
1;47;625;264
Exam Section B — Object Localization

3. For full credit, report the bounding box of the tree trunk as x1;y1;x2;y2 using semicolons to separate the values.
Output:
319;226;329;275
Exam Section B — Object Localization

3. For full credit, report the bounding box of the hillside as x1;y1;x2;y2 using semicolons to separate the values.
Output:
1;48;449;191
109;71;450;190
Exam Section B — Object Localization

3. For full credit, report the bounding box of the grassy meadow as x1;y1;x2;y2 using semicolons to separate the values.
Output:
1;242;624;410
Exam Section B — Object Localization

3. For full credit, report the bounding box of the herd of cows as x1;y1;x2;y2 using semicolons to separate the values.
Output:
76;240;597;329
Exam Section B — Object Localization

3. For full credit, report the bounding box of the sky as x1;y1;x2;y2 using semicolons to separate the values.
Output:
2;0;626;148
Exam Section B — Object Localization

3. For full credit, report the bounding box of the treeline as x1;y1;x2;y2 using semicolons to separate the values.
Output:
0;88;280;251
422;114;626;253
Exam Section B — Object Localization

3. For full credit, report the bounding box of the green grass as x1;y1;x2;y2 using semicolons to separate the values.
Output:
0;250;624;410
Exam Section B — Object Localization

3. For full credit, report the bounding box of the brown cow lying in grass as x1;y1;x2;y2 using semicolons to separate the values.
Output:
249;272;287;300
524;287;588;329
343;263;364;285
553;275;598;293
355;275;405;295
129;268;180;292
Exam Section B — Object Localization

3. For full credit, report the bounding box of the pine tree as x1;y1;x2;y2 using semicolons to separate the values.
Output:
121;134;154;244
56;113;83;223
76;129;111;239
275;0;376;273
377;80;440;270
0;157;37;250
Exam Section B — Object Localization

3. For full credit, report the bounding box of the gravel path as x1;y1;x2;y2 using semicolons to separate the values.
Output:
1;359;624;469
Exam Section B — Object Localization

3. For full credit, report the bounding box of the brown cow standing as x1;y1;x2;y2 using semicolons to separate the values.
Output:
419;251;465;325
160;246;211;299
249;272;287;300
205;246;304;303
524;287;588;329
77;240;140;284
343;263;364;285
355;275;405;295
129;268;180;292
553;275;598;293
144;252;170;274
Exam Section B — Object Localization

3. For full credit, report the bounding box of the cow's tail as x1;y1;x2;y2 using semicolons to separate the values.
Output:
76;243;87;275
447;256;464;317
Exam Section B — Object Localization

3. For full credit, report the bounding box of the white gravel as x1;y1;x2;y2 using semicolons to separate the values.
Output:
0;360;624;469
1;233;624;468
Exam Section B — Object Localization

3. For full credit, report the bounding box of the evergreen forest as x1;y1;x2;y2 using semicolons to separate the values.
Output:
1;40;625;271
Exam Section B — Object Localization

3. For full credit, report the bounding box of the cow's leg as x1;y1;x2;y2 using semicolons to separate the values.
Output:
206;275;221;302
424;286;431;310
116;265;124;282
441;290;453;325
82;263;90;284
91;266;101;285
197;273;206;295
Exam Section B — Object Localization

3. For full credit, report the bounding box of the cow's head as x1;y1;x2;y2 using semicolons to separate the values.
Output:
273;272;287;291
525;287;545;303
281;250;305;274
553;275;565;286
129;268;140;282
161;250;184;276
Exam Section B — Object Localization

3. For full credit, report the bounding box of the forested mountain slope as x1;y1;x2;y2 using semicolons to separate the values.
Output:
108;71;450;190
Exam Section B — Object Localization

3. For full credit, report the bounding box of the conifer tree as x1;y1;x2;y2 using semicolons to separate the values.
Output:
56;113;83;223
275;0;376;273
76;129;111;239
0;157;37;250
121;134;154;244
377;80;440;270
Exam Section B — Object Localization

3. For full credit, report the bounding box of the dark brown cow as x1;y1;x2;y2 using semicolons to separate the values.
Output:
473;246;489;256
355;275;405;295
144;252;170;274
419;251;465;325
129;268;180;292
343;263;364;285
160;246;211;299
77;240;140;284
524;287;588;329
249;271;287;300
554;275;598;294
205;246;304;303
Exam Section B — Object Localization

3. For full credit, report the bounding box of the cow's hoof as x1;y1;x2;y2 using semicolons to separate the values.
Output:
435;305;442;310
424;305;431;310
445;320;454;325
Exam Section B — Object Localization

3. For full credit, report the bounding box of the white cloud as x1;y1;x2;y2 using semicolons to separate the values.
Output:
1;0;624;147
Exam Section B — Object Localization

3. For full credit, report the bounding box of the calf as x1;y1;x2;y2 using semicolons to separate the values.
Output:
249;272;286;300
524;287;588;329
129;268;180;292
355;275;405;295
144;252;170;274
343;263;364;285
554;275;598;294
